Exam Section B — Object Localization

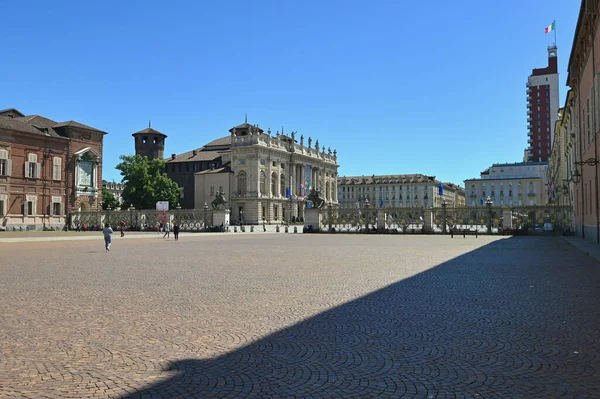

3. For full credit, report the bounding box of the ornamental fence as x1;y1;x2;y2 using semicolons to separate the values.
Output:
69;208;214;232
316;204;573;235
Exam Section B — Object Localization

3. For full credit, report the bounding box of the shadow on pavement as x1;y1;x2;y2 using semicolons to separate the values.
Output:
120;236;600;398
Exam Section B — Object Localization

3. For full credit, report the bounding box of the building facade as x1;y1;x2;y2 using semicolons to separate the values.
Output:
526;46;560;162
464;162;549;207
337;174;465;209
102;180;125;208
0;108;106;230
564;0;600;242
189;123;338;224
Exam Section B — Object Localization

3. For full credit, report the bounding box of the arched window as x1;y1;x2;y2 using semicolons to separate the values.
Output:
260;171;266;195
237;171;247;195
280;174;285;198
325;181;330;201
271;173;278;196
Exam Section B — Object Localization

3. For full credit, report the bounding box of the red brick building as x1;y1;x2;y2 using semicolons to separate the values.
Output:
0;108;106;230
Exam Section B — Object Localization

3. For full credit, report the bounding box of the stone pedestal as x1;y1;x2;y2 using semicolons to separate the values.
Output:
213;209;230;228
377;209;387;231
502;210;513;230
422;210;434;233
304;208;322;232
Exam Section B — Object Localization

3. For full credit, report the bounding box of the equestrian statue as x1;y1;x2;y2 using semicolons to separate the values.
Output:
211;190;228;210
306;188;325;209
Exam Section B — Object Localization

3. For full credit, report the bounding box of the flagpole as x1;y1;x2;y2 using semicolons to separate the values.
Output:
554;20;557;46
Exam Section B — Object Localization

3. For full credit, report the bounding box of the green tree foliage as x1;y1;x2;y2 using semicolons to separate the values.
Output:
116;155;180;210
101;186;120;210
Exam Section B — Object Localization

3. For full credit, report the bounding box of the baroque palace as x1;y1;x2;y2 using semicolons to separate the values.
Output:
157;121;339;225
0;108;106;230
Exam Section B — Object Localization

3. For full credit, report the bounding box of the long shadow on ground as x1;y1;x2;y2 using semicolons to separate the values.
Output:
120;237;600;398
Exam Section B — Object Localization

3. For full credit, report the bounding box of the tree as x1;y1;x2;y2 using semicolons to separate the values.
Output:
116;155;180;210
101;186;120;210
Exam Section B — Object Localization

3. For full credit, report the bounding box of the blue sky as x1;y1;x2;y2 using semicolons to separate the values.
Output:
1;0;579;185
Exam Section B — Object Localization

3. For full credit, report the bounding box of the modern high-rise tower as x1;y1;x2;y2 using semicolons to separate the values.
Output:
525;45;559;162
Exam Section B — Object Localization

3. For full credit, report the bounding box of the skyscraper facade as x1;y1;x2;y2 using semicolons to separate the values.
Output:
526;45;560;162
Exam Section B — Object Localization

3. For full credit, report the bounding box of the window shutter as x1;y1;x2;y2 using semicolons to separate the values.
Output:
0;149;7;159
53;157;61;180
32;199;37;216
24;162;30;178
5;159;11;176
36;163;41;179
28;154;37;163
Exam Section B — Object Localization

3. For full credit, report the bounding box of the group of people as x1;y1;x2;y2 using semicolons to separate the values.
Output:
157;222;180;240
102;221;181;252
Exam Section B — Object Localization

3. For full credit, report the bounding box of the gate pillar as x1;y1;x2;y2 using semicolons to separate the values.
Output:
502;209;513;230
377;209;386;231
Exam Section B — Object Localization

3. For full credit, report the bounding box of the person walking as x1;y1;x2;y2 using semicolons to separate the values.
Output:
173;224;180;241
163;222;170;239
103;223;113;252
120;220;125;237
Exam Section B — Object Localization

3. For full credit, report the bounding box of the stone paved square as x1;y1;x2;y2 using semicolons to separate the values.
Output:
0;234;599;398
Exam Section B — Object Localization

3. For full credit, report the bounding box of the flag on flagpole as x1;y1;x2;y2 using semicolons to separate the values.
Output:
545;21;555;34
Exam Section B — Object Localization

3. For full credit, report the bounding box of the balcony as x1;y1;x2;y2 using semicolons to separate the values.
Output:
527;130;533;137
526;88;531;94
528;138;533;145
527;109;532;115
527;123;533;129
527;116;532;122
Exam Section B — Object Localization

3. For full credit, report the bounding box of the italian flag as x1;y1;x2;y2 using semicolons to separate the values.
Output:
545;21;555;34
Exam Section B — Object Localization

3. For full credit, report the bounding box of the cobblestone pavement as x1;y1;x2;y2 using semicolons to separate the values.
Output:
0;235;599;398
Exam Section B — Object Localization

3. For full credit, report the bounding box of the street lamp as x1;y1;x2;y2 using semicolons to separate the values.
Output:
203;202;209;231
485;196;493;235
441;198;448;234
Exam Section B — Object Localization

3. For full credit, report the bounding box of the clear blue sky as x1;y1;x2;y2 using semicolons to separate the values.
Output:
1;0;579;185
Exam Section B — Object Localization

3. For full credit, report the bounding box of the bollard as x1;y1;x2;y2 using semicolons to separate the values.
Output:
234;226;238;233
294;226;297;233
276;225;280;233
285;226;288;233
251;225;254;232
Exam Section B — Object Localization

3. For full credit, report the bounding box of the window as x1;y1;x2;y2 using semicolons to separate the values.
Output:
262;206;266;220
272;161;276;167
274;206;278;219
260;171;266;194
281;163;285;169
51;196;62;216
260;159;265;166
239;158;246;165
0;194;6;215
52;157;62;181
26;154;40;178
210;186;215;196
24;195;36;216
0;149;10;176
153;137;158;144
237;171;247;195
271;173;277;196
280;174;285;198
178;164;182;172
142;136;148;144
193;163;199;172
171;164;176;172
185;163;190;172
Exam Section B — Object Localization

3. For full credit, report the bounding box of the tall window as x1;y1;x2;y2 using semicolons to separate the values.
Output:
260;171;266;194
280;174;285;198
0;194;6;215
51;197;62;216
271;173;278;196
26;154;39;178
0;149;10;176
52;157;62;181
237;171;247;195
24;195;36;216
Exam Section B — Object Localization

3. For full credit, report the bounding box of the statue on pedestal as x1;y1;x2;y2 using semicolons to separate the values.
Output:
308;137;312;148
211;191;228;210
300;135;304;146
306;188;325;209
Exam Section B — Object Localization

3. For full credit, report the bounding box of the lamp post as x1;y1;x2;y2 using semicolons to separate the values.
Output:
364;198;370;231
203;202;208;231
485;196;493;235
441;198;448;234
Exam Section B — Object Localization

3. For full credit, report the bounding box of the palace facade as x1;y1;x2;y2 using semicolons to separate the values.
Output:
337;174;465;209
164;122;339;224
0;108;106;230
